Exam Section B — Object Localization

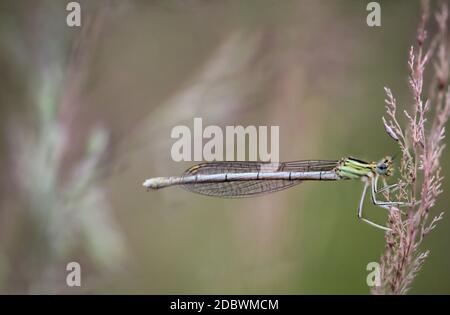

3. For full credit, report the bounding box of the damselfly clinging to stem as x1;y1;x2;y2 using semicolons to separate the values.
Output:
143;156;411;231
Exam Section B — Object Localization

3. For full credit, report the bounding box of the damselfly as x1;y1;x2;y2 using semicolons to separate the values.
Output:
143;156;410;231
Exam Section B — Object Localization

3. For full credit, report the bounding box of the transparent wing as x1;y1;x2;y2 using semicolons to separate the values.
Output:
182;160;338;198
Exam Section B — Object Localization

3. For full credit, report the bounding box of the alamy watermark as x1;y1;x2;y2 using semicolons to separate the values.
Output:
171;118;280;162
66;1;81;27
66;261;81;287
366;262;381;287
366;2;381;27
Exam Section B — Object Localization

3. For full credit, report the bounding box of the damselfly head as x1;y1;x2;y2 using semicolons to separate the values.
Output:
375;156;394;176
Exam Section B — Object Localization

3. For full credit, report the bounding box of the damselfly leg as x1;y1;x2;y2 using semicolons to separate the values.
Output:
371;175;412;209
357;174;417;231
357;179;392;231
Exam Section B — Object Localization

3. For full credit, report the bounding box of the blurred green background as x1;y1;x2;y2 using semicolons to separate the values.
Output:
0;0;449;294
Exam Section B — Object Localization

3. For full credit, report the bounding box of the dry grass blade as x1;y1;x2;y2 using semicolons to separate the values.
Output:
373;0;450;295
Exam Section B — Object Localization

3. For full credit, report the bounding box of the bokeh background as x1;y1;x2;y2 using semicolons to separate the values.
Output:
0;0;449;294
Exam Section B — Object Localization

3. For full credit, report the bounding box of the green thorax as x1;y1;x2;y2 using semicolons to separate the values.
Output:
336;157;375;180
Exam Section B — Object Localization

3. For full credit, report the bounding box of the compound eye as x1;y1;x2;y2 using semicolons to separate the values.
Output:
378;164;387;171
